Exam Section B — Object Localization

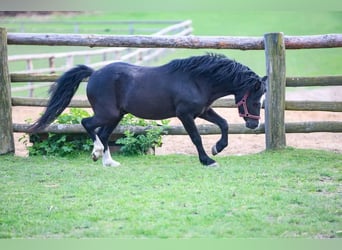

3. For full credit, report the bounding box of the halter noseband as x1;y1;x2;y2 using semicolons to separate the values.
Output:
237;92;260;120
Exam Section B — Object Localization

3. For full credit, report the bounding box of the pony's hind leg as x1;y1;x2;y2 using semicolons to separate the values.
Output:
92;134;104;161
81;116;105;161
82;115;122;167
97;123;122;167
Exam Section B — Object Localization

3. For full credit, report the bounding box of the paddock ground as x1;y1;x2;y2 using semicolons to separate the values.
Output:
12;86;342;157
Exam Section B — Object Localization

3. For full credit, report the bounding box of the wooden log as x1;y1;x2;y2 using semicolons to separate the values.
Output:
7;33;265;50
7;33;342;50
0;27;15;154
264;32;287;150
285;121;342;133
12;121;342;135
11;96;238;108
11;96;342;112
285;101;342;112
286;76;342;87
10;73;342;88
12;97;90;108
167;123;265;135
284;34;342;49
10;73;60;82
12;123;265;135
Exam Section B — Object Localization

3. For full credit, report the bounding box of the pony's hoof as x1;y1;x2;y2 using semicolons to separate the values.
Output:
103;160;121;167
207;161;219;167
92;153;99;161
212;145;218;155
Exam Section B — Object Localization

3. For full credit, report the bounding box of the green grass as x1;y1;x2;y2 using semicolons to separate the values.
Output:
0;148;341;238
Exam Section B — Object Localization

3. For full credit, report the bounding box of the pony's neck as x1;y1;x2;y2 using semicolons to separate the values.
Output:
209;80;235;102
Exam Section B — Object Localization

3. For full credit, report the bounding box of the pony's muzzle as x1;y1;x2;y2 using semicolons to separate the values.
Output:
245;118;259;129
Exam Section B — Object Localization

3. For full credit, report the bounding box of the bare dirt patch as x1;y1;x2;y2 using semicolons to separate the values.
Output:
12;87;342;157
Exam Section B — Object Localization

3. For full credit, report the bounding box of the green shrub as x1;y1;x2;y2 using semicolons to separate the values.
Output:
116;114;169;156
23;109;169;156
26;108;93;156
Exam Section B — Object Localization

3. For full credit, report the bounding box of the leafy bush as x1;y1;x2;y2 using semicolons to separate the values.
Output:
116;114;169;156
23;109;169;156
26;108;93;156
28;133;93;156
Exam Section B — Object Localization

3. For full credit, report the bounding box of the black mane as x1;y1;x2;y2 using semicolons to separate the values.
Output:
166;53;259;91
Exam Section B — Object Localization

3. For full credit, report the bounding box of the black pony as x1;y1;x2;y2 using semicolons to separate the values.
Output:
30;54;266;167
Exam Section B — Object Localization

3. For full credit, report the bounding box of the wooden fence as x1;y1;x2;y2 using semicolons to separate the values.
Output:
8;20;193;96
1;28;342;154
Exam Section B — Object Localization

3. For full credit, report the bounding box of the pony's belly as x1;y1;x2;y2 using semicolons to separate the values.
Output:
125;100;176;120
129;112;176;120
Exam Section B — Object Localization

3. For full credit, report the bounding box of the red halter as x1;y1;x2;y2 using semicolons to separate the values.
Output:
237;92;261;120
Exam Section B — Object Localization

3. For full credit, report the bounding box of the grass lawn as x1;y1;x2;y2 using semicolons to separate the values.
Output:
0;148;341;238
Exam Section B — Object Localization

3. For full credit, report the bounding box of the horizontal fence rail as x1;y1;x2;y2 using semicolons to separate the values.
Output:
10;73;342;86
7;33;342;50
10;73;342;112
13;121;342;135
286;76;342;87
11;97;342;113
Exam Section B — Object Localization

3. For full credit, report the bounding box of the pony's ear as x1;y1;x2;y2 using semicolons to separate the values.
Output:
255;80;261;90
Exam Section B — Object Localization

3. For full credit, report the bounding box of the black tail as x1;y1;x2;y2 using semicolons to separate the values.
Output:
29;65;94;132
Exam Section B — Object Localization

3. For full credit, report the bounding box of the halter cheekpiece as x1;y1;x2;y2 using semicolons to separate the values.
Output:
237;92;261;120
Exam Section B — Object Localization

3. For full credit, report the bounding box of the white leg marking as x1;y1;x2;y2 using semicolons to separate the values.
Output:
92;135;104;161
102;149;120;167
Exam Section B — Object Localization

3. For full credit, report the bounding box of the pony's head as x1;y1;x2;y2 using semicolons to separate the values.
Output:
236;76;267;129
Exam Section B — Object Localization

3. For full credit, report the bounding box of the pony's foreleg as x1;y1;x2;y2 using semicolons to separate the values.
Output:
199;108;228;155
177;113;217;167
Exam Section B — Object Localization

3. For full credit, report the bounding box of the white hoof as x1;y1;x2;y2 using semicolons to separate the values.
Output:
102;149;120;167
103;159;121;167
207;162;219;167
92;152;102;161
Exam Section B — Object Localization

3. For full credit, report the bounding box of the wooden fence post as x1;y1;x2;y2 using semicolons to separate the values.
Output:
0;27;15;155
264;32;286;150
